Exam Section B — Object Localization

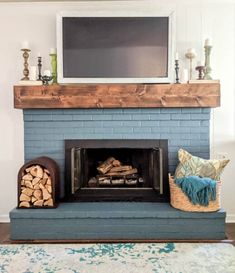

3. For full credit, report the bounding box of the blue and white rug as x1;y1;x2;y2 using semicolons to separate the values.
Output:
0;243;234;273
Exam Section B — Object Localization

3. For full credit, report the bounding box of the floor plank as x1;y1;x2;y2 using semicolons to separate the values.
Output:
0;223;234;244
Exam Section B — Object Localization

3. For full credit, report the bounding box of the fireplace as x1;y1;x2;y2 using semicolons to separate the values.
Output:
65;139;169;202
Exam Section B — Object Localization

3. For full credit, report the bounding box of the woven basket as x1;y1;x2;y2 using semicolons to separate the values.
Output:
169;174;221;212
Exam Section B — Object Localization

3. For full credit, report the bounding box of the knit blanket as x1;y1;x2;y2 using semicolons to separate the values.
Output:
174;176;217;206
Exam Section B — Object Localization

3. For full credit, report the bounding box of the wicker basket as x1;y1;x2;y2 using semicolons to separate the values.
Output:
169;174;221;212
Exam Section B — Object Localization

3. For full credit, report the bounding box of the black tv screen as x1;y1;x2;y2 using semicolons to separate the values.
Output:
62;17;169;79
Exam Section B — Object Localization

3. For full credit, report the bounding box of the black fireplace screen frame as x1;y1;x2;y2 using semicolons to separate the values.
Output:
64;139;169;202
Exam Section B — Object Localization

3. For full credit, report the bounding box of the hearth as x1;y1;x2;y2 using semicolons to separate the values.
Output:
65;140;168;202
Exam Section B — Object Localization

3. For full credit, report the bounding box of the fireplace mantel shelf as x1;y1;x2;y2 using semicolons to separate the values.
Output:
14;83;220;109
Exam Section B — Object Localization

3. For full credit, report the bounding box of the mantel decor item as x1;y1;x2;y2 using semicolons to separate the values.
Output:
42;75;53;85
185;48;197;80
21;48;31;81
37;55;42;81
174;52;180;84
50;48;57;84
195;65;205;80
204;38;212;80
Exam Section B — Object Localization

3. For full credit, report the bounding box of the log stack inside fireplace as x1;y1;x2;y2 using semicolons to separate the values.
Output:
88;157;144;187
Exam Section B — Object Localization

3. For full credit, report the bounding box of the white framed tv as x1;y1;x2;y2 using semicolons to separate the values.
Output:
57;2;175;84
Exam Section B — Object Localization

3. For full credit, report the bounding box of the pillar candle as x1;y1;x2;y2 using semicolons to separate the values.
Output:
181;69;189;83
29;66;37;81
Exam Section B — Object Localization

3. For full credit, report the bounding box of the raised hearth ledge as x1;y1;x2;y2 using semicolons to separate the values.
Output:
14;83;220;109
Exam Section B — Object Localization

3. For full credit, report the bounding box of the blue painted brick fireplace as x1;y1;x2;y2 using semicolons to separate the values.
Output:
24;108;210;196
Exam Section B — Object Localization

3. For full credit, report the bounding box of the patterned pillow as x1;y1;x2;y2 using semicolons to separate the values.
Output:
174;149;229;180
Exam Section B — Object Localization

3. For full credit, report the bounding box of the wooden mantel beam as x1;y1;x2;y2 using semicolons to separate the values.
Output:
14;83;220;109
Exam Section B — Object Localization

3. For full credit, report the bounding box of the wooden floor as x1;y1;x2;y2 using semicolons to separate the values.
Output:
0;223;234;245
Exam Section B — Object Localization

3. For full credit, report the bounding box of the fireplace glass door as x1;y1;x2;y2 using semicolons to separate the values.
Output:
65;140;168;202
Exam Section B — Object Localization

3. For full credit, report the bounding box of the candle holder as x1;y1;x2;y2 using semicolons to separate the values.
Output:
21;49;31;80
185;51;197;80
204;45;212;80
37;56;42;81
196;65;205;80
175;60;180;84
50;53;57;84
42;75;53;85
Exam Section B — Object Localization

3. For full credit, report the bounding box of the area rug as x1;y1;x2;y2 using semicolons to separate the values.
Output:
0;243;234;273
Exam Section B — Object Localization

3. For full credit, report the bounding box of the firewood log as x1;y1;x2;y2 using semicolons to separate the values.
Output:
43;172;49;179
44;198;53;206
25;180;33;189
30;165;43;178
22;174;33;181
45;184;52;193
32;177;41;186
42;188;51;200
97;157;115;174
34;200;44;207
112;160;121;167
109;165;132;173
20;193;31;202
33;189;42;200
33;183;40;190
105;168;138;177
47;178;52;185
19;201;30;207
22;188;34;197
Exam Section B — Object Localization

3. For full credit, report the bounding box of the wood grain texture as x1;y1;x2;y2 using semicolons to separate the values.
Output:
14;83;220;109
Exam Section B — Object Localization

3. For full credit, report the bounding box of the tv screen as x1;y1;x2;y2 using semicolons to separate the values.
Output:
62;17;169;80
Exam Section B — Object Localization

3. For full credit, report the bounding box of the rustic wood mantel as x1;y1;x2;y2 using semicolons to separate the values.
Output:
14;83;220;109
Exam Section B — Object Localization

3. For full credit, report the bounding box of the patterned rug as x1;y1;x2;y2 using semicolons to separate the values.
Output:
0;243;234;273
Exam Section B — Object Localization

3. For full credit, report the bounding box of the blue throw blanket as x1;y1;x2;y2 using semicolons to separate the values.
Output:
174;176;217;206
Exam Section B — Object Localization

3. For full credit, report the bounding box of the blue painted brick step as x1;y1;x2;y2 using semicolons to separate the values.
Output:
10;203;226;241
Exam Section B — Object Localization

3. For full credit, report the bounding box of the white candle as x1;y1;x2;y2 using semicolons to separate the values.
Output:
187;48;196;54
205;38;212;46
22;41;29;49
175;52;179;61
29;66;37;81
37;52;41;57
43;70;51;77
181;69;189;83
50;48;56;54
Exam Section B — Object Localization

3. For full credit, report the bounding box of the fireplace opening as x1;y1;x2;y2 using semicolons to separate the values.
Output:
65;140;169;202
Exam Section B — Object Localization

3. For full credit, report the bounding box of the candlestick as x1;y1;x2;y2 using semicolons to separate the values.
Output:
50;52;57;84
175;60;180;84
185;49;197;80
21;48;31;80
204;45;212;80
37;56;42;81
195;65;205;80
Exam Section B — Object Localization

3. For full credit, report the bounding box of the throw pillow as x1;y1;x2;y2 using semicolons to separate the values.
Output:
174;149;229;180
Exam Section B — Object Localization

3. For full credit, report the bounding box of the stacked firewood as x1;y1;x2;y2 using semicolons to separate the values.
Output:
19;165;54;208
88;157;140;187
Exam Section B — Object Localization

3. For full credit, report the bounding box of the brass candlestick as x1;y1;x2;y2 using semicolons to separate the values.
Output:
204;45;212;80
185;50;197;80
21;49;31;80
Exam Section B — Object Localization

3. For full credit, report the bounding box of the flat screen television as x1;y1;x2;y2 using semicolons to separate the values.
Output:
57;10;174;83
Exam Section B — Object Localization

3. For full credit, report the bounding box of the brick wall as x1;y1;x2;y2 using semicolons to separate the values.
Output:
24;108;210;196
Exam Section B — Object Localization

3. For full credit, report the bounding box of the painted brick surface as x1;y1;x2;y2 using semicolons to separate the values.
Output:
24;108;210;196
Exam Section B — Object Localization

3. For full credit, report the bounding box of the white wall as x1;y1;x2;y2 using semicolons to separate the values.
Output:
0;0;234;222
